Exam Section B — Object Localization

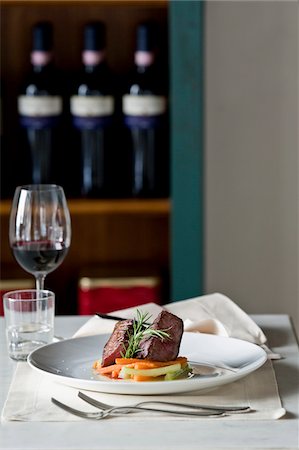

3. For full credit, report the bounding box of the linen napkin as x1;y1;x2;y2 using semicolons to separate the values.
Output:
73;292;280;359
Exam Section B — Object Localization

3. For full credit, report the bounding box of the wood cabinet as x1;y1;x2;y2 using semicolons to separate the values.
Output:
0;0;204;312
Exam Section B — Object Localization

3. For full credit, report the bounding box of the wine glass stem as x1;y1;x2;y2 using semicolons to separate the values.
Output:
36;274;46;291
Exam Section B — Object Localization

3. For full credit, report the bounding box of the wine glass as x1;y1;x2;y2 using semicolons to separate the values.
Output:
9;184;71;290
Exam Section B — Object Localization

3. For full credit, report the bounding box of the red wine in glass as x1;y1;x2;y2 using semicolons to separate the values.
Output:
9;184;71;290
12;241;69;275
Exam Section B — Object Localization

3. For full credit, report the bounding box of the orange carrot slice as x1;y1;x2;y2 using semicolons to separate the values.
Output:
111;368;122;378
115;356;187;368
132;374;165;382
115;358;143;365
97;364;122;374
134;358;187;370
97;363;135;374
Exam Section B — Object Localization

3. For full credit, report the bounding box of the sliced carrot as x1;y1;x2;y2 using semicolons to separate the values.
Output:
115;358;143;365
169;357;188;365
115;356;188;368
94;356;189;382
132;374;166;382
134;362;162;369
133;362;169;370
97;362;135;374
111;368;122;378
97;364;122;374
132;375;156;382
133;358;188;370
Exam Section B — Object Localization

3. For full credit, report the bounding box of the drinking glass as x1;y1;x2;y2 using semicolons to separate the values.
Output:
9;184;71;290
3;289;55;360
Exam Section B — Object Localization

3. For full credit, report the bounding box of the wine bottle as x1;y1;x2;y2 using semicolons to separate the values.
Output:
70;21;116;198
17;21;63;186
122;21;169;198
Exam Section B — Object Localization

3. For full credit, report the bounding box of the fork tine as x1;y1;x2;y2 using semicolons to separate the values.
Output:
51;397;102;419
78;392;111;410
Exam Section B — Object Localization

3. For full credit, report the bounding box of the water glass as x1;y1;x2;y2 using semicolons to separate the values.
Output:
3;289;55;361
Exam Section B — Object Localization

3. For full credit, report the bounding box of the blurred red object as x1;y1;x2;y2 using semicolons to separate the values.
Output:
78;276;161;315
0;279;35;315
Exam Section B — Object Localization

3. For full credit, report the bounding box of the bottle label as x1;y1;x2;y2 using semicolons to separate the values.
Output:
71;96;114;130
18;96;62;129
18;95;62;116
71;96;114;117
122;95;167;116
123;95;167;129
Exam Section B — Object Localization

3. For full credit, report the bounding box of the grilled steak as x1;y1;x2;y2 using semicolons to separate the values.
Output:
137;310;184;361
101;319;134;367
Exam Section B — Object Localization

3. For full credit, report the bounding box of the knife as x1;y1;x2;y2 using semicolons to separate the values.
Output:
95;312;150;325
96;313;128;321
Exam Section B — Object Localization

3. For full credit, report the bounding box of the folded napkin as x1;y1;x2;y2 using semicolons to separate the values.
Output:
73;292;280;359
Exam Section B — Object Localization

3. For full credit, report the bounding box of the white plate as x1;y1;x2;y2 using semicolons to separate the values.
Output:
27;332;267;395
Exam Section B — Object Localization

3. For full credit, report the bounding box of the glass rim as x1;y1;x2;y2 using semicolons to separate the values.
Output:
3;289;55;301
15;184;64;192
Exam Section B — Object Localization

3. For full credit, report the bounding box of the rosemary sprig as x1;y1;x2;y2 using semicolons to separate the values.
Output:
121;310;170;358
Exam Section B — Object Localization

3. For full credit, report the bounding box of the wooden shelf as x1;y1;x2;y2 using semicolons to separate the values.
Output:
1;0;167;6
69;199;171;215
0;198;170;216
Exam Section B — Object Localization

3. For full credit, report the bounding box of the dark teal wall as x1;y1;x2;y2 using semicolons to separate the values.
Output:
169;1;204;300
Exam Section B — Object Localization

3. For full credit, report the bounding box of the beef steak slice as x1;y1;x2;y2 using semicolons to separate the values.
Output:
101;319;134;367
138;310;184;361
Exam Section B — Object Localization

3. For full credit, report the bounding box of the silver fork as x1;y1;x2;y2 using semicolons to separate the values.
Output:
78;391;252;414
51;397;226;419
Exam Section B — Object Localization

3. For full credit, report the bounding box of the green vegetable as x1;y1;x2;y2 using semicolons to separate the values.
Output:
120;363;181;378
164;365;193;381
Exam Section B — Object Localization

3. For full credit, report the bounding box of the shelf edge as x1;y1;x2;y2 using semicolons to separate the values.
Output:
0;199;171;216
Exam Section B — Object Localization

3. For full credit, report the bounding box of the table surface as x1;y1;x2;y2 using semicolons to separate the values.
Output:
0;314;298;450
